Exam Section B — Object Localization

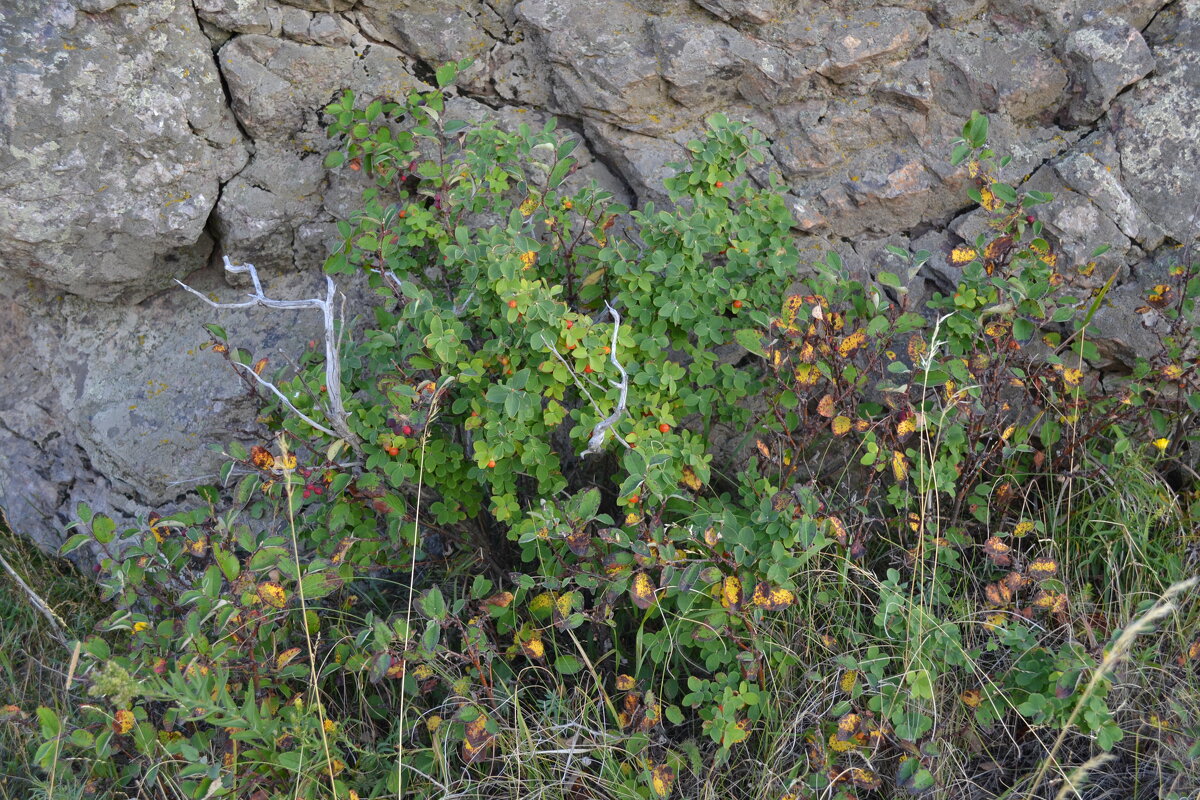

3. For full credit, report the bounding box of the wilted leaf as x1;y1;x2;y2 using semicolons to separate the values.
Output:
720;576;743;611
892;450;909;482
681;466;702;491
1026;558;1058;579
982;536;1012;567
483;591;514;609
831;415;851;436
826;516;849;547
751;581;794;610
817;394;836;418
650;762;675;797
565;526;590;556
839;669;859;694
462;714;495;764
275;647;302;671
258;581;288;609
960;689;981;708
630;572;657;609
849;768;882;791
616;674;637;691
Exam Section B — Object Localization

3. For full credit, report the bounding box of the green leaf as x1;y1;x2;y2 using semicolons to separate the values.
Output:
418;585;447;621
876;271;901;289
323;150;345;169
299;572;338;600
35;707;61;740
60;533;91;556
92;515;116;545
733;329;766;357
435;63;457;88
554;654;583;675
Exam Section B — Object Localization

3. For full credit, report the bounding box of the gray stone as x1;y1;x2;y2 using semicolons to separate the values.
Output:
1110;0;1200;247
0;0;248;302
816;8;931;85
194;0;280;35
1062;16;1154;126
930;29;1069;122
218;34;425;142
692;0;779;25
1052;133;1165;250
357;0;512;67
277;0;356;11
212;143;328;272
516;0;668;129
0;268;332;552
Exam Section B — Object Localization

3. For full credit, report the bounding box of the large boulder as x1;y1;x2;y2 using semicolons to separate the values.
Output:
0;0;247;302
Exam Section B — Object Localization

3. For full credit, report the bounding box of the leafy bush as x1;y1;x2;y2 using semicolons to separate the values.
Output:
31;64;1200;800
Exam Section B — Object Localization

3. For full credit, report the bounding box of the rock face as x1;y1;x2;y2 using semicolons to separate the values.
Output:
1;0;1197;552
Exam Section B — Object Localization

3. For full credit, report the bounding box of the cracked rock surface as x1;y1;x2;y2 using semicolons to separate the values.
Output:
1;0;1197;551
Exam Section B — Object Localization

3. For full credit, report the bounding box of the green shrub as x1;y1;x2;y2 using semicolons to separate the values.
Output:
34;64;1200;800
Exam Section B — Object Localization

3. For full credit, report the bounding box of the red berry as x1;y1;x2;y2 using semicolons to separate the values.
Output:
314;487;323;496
401;425;413;436
629;494;640;505
732;300;743;309
715;181;724;188
487;459;496;468
398;209;407;218
659;423;670;433
584;365;594;374
387;446;399;456
1026;215;1035;223
470;410;479;417
303;489;312;498
565;319;574;329
508;300;518;308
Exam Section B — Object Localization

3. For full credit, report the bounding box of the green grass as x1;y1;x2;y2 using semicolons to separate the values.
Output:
0;510;107;800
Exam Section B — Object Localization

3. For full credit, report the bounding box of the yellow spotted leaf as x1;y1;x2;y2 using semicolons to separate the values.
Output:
275;647;302;671
892;450;909;482
817;394;836;418
1026;558;1058;578
651;762;676;797
960;689;982;708
616;674;637;691
949;245;978;265
831;415;851;436
720;576;743;610
258;581;288;609
826;516;849;547
630;571;657;609
794;364;820;386
681;466;702;491
751;581;795;610
839;669;859;694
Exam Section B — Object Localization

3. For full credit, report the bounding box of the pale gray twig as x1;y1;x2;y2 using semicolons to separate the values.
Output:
177;257;361;448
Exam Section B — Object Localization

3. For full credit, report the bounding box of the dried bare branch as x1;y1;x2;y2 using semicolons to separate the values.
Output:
177;256;361;449
581;302;629;457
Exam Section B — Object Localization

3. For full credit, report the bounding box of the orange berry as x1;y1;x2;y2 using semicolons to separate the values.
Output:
387;446;399;457
508;300;518;309
732;300;743;309
629;494;640;504
584;365;594;374
486;459;496;469
715;181;724;187
565;319;574;329
349;159;361;171
602;346;611;354
659;423;670;433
